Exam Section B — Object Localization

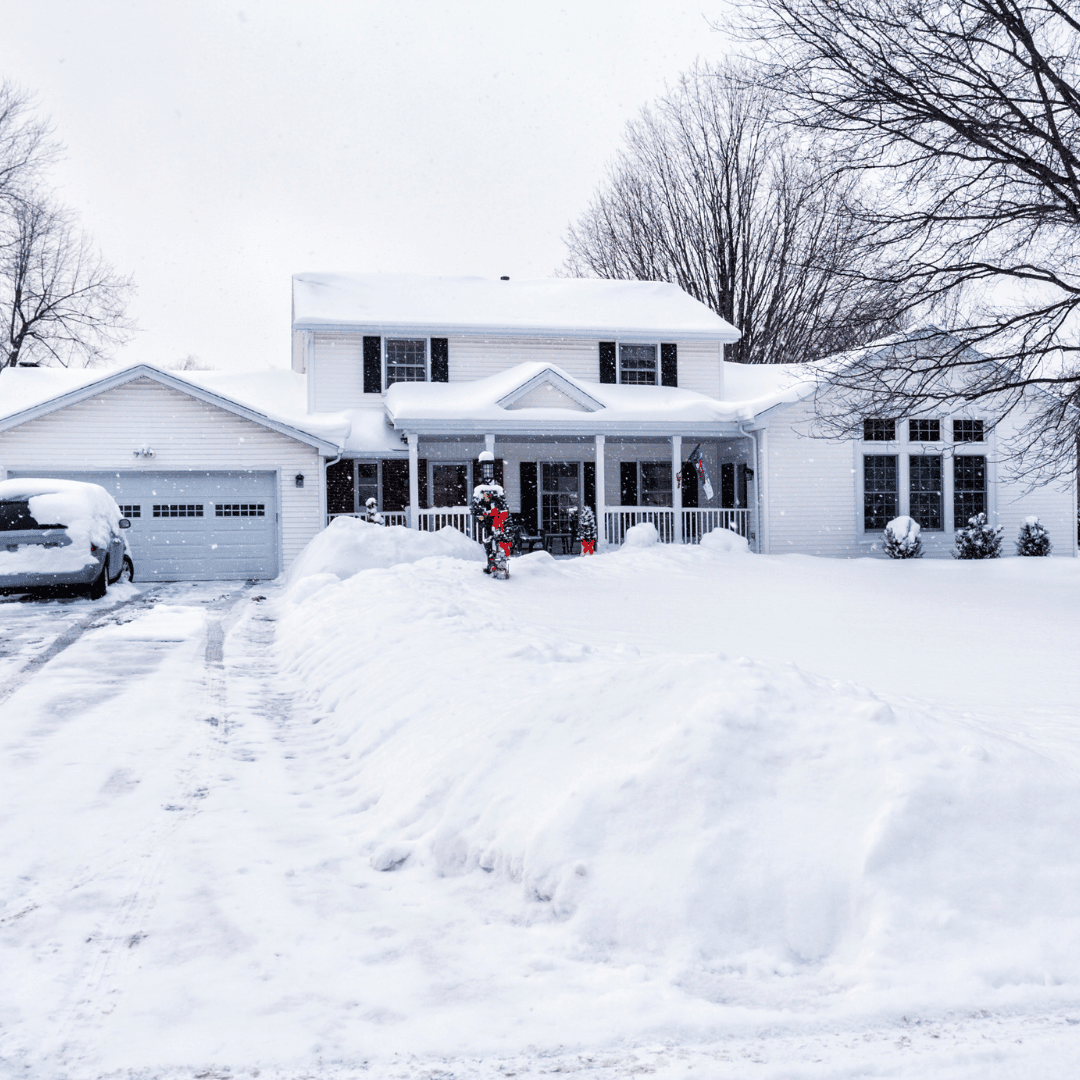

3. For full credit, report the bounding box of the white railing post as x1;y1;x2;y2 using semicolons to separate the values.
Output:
408;433;420;531
595;433;606;550
671;435;683;543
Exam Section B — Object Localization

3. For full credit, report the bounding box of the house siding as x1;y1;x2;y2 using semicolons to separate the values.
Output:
761;401;860;557
309;332;727;411
759;396;1077;558
0;378;324;570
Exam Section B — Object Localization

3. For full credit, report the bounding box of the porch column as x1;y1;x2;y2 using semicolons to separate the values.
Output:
671;434;683;543
408;432;420;529
485;433;496;455
594;434;606;548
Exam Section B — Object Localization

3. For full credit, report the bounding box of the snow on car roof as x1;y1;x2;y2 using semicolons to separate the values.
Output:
292;273;742;341
0;476;114;501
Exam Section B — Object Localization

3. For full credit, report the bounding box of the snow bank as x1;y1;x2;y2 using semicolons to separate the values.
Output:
276;546;1080;1014
0;478;119;575
285;516;484;601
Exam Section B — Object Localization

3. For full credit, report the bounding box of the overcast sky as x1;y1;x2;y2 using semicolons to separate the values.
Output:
2;2;731;371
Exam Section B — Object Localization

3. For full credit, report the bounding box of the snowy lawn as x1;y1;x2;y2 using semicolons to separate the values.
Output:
1;522;1079;1078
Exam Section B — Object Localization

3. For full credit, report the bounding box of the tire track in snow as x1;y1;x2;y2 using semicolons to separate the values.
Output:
43;587;253;1055
0;589;165;709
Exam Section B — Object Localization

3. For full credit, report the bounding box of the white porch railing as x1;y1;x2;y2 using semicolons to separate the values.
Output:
604;507;751;545
331;506;752;547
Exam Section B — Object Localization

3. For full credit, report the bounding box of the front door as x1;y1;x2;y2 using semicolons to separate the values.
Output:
541;462;580;533
432;463;468;507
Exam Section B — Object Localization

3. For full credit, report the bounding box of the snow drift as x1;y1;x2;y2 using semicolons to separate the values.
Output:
285;516;483;602
274;533;1080;1015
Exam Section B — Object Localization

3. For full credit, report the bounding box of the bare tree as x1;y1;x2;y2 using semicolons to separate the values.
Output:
0;80;133;373
736;0;1080;475
562;62;910;365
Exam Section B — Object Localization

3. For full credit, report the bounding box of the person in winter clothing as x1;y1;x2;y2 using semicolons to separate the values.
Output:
471;483;511;573
568;502;597;555
362;497;383;525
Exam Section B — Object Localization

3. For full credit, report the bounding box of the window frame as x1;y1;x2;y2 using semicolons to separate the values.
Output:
638;461;674;507
856;416;995;542
383;336;429;389
618;342;659;386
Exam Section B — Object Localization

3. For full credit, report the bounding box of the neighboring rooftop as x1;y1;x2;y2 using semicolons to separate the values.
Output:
292;273;742;342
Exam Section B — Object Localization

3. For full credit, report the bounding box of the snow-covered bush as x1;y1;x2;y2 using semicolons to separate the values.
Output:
1016;516;1052;557
954;512;1002;559
883;516;922;559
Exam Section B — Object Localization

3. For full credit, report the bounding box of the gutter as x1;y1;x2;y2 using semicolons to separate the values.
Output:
738;419;764;555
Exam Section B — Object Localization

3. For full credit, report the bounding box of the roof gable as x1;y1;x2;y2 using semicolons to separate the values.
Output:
0;365;338;452
497;369;603;413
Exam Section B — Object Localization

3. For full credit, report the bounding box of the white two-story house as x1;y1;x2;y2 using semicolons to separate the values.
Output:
293;272;766;547
0;272;1073;583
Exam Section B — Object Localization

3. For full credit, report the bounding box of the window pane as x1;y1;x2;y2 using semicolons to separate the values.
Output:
356;462;378;507
954;455;986;525
863;455;898;530
639;462;673;506
541;462;580;532
909;419;940;442
909;456;942;530
953;419;984;442
620;344;657;385
385;338;426;386
863;419;895;441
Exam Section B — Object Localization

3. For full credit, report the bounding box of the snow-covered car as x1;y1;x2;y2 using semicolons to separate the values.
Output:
0;478;134;599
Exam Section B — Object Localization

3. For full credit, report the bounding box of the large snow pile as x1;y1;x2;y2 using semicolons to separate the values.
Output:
277;545;1080;1015
0;478;119;574
285;516;484;602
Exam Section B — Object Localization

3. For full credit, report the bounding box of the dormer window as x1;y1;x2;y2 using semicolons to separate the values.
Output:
619;343;657;385
386;338;427;386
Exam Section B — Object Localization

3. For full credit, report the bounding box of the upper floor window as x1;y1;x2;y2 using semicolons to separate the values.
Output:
385;338;427;386
620;344;657;385
863;419;895;441
953;419;984;442
909;419;940;442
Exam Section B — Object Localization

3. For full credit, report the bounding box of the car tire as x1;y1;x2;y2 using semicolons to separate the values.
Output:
118;556;134;584
86;564;107;600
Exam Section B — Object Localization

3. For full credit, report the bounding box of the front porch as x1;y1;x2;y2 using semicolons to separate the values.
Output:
327;431;758;549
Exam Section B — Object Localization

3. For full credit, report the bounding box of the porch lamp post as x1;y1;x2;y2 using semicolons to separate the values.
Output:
672;434;683;543
478;450;495;484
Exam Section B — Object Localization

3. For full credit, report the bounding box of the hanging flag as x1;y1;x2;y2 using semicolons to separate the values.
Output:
688;445;715;501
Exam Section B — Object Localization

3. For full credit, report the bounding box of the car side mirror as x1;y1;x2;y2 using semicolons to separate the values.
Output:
119;518;131;529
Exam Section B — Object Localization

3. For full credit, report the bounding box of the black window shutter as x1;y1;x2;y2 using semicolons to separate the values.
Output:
363;336;382;394
381;459;408;510
326;459;356;515
419;460;428;508
599;341;617;384
721;463;735;508
661;343;677;387
430;338;449;382
680;462;698;508
584;461;596;515
620;462;638;506
520;462;538;531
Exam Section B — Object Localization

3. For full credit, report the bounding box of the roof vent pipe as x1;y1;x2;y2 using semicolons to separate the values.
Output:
500;276;509;281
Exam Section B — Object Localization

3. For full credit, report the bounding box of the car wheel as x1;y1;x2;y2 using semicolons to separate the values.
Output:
86;564;107;600
118;556;134;584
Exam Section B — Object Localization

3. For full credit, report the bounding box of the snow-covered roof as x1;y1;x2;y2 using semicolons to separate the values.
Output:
384;362;808;436
292;273;742;343
0;365;344;453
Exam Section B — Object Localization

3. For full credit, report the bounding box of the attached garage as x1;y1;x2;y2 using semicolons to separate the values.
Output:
6;470;280;581
0;365;340;582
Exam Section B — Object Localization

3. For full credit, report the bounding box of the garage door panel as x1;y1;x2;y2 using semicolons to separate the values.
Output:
9;470;279;581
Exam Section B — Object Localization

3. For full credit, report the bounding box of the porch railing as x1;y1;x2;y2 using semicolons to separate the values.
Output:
604;507;751;545
330;506;752;546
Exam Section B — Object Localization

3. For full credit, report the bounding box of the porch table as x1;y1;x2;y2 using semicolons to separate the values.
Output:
543;532;575;555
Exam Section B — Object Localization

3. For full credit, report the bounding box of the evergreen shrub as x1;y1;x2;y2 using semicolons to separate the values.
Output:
884;516;923;559
954;512;1002;559
1016;516;1052;556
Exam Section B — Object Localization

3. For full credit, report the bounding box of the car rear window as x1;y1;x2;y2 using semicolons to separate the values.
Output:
0;500;65;531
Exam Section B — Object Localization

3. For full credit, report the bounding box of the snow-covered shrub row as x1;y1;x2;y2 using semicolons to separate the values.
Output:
1016;516;1052;556
954;512;1002;559
284;516;483;602
883;516;922;559
275;543;1080;1009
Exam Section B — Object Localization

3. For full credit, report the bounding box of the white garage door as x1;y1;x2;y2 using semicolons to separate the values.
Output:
11;471;279;582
